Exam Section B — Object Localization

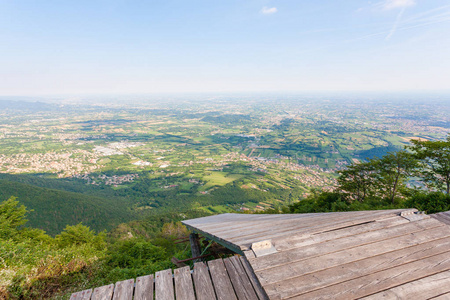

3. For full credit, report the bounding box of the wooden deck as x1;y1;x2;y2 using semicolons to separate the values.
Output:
183;209;450;299
431;210;450;225
70;256;268;300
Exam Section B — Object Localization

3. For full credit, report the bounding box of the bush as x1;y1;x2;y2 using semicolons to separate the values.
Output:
405;192;450;214
106;239;167;269
55;224;106;250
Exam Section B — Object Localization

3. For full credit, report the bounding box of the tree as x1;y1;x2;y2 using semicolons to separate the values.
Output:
409;136;450;194
337;161;377;202
0;197;28;239
376;150;418;203
55;223;106;250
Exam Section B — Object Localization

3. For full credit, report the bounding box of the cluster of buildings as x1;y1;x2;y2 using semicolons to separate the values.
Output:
0;150;100;177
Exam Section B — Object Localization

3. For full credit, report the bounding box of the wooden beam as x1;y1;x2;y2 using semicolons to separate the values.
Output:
189;233;202;262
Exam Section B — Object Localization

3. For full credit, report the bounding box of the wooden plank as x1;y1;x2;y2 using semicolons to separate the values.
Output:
273;215;409;251
174;266;196;300
255;224;450;285
239;256;269;300
112;279;134;300
187;213;358;242
223;256;258;300
183;213;316;231
226;210;412;246
192;262;216;300
430;292;450;299
91;284;114;300
202;210;412;237
70;289;93;300
360;270;450;300
189;233;202;263
155;269;174;300
135;275;154;300
262;236;450;299
213;210;393;240
250;218;444;272
207;259;237;300
432;213;450;225
294;251;450;300
184;210;409;233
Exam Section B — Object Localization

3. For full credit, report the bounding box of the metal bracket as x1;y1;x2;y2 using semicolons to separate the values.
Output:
400;210;429;222
251;240;277;257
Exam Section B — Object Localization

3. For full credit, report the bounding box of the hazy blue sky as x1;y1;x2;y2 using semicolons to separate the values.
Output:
1;0;449;95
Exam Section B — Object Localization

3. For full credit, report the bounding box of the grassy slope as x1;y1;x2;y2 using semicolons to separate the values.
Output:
0;179;134;235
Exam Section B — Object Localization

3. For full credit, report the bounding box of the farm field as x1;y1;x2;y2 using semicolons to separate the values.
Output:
0;96;449;234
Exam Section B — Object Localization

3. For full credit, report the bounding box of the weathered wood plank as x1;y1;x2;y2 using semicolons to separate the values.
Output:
226;210;414;246
193;262;216;300
249;220;444;286
250;217;443;271
135;275;154;300
432;212;450;225
273;215;408;252
155;269;174;300
189;233;202;262
208;259;237;300
91;284;114;300
185;211;395;243
224;256;258;300
239;256;269;300
360;270;450;300
215;210;400;241
430;292;450;299
70;289;93;300
255;224;450;285
184;210;409;233
296;251;450;300
263;236;450;299
112;279;134;300
174;266;195;300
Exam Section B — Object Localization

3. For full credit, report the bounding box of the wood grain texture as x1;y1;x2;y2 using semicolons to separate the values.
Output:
112;279;134;300
431;211;450;225
174;266;195;300
91;284;114;300
192;262;216;300
295;251;450;300
69;289;92;300
239;256;269;300
250;217;443;271
225;210;407;246
182;210;409;238
135;275;154;300
429;292;450;299
208;259;237;300
360;270;450;300
272;215;408;252
155;269;174;300
255;224;450;285
263;236;450;299
224;256;258;300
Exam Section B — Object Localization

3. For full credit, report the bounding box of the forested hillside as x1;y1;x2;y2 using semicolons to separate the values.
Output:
0;180;134;235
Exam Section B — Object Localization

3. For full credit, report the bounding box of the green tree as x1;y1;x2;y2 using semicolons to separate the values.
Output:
55;223;106;250
409;136;450;194
376;150;418;203
0;197;28;239
337;161;377;202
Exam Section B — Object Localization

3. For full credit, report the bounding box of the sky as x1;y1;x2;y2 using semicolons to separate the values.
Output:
1;0;450;96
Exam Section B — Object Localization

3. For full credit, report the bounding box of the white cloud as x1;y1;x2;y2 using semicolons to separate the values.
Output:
261;7;277;14
383;0;416;10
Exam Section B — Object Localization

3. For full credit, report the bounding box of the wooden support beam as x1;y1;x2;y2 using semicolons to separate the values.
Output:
189;233;202;262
